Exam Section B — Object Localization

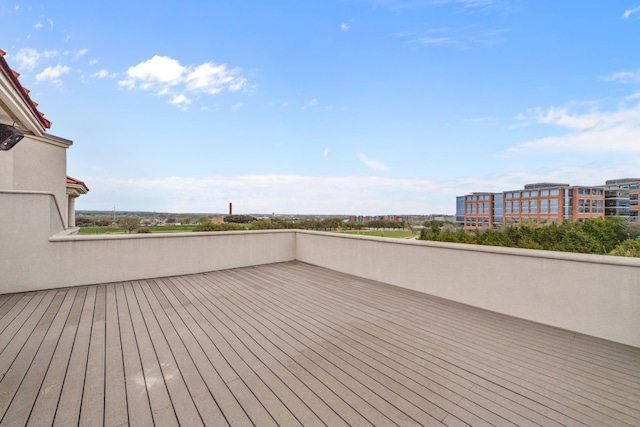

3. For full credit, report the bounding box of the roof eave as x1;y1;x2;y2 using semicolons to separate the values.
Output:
0;50;50;135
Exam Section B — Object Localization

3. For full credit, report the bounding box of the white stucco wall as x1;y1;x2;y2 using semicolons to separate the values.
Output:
0;191;295;293
0;134;71;229
295;231;640;348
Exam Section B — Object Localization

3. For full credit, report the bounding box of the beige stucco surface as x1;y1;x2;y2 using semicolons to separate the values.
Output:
295;231;640;348
0;134;71;228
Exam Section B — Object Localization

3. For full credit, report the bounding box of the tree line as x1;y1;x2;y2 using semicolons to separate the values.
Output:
418;217;640;257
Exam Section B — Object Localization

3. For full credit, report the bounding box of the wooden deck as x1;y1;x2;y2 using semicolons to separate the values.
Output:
0;261;638;426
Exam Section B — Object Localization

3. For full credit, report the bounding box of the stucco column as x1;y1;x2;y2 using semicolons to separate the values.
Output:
67;194;76;228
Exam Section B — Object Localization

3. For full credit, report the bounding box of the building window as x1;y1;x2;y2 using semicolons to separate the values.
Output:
522;202;529;214
541;189;549;196
578;199;584;213
505;202;512;214
530;200;537;213
550;199;558;214
541;199;549;213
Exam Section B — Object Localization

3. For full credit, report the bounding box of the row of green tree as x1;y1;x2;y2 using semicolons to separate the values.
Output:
418;218;640;257
194;216;406;232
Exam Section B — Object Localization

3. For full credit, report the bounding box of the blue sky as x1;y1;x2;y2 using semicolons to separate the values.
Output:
2;1;640;215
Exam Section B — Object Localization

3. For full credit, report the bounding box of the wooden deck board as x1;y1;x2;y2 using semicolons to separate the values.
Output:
0;261;638;426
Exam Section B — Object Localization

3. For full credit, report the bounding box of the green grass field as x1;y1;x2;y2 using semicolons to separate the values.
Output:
79;225;197;234
341;230;415;238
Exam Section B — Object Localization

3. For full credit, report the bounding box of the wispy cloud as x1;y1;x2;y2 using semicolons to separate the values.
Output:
430;0;493;7
413;37;457;46
72;49;88;58
405;26;507;48
509;102;640;154
323;147;329;157
35;65;71;85
622;5;640;19
606;70;640;84
231;102;244;110
47;18;54;30
119;55;246;109
169;94;191;110
301;98;319;110
33;21;43;30
373;0;492;10
12;48;58;70
358;153;390;170
91;69;118;79
340;22;350;31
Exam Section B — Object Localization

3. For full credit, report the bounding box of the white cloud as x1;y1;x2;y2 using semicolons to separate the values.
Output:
47;18;53;30
35;65;71;84
358;153;390;170
341;22;350;31
509;102;640;154
12;48;58;71
89;58;98;65
119;55;185;89
185;62;245;94
430;0;493;7
91;69;117;79
231;102;244;110
607;70;640;84
623;5;640;18
413;37;456;46
301;98;319;110
169;94;191;109
79;156;640;214
79;174;448;214
33;21;43;30
324;147;329;156
119;55;246;108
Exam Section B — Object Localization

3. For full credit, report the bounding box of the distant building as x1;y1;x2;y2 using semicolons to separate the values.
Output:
604;178;639;221
349;215;407;223
457;179;639;230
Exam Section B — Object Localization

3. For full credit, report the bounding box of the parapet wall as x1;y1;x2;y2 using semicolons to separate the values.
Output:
1;192;639;347
0;192;296;293
295;231;640;348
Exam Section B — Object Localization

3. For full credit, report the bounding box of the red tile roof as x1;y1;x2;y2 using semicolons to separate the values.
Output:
0;49;52;129
67;176;89;192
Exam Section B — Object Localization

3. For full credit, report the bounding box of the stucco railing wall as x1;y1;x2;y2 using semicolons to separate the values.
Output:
295;231;640;348
0;192;295;293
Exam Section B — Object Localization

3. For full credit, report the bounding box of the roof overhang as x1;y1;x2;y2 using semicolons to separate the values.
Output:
66;176;89;196
0;49;51;136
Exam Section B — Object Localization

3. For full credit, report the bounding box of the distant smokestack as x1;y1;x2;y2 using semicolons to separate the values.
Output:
229;202;233;216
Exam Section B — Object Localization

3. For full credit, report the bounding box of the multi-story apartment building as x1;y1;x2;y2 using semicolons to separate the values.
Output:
460;192;495;229
457;179;637;230
604;178;639;222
